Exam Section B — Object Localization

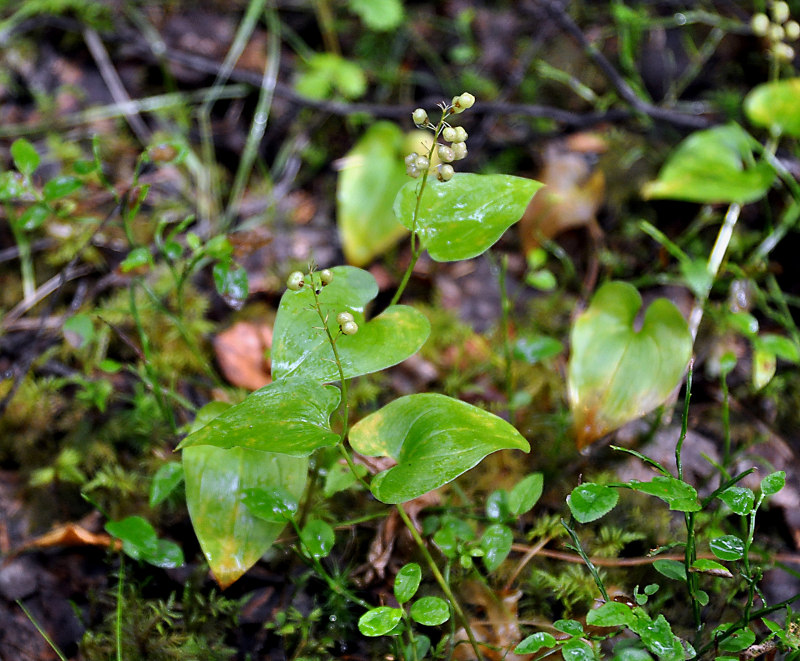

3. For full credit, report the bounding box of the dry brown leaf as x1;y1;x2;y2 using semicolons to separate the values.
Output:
16;523;120;554
213;321;272;390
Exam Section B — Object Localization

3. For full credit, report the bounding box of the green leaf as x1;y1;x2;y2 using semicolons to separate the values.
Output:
63;313;95;349
183;445;307;588
515;632;557;654
43;175;82;202
410;596;450;626
653;559;686;581
213;260;249;309
272;266;430;382
295;53;366;101
337;122;410;266
744;78;800;137
348;0;404;31
349;393;529;504
562;639;596;661
393;173;543;262
628;476;701;512
586;601;635;627
715;625;756;653
105;516;184;569
242;486;299;522
177;377;340;456
480;523;513;572
394;563;422;605
641;123;774;204
718;486;754;515
691;558;733;578
19;203;50;231
149;462;184;507
0;171;27;200
752;346;776;390
509;473;544;516
358;606;403;636
300;519;335;559
710;535;744;562
120;246;152;272
635;614;685;661
568;281;692;449
513;335;563;364
11;138;40;175
555;619;584;635
568;483;619;523
761;470;785;496
754;334;800;362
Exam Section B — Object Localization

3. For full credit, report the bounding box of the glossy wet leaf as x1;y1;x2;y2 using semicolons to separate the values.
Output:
394;563;422;604
393;173;543;261
43;175;82;202
633;613;684;661
718;486;754;515
568;281;692;449
509;473;544;515
717;628;756;653
178;377;339;456
358;606;403;636
762;470;786;496
586;601;635;627
691;558;732;578
183;445;307;588
710;535;744;561
410;596;450;626
149;462;184;507
562;640;596;661
653;559;686;581
213;260;249;309
300;519;335;559
515;632;557;654
628;476;700;512
105;516;184;569
486;490;510;521
242;486;299;522
555;619;584;635
642;123;774;204
568;482;619;523
272;266;430;382
349;393;530;503
480;523;513;572
745;78;800;137
337;122;409;265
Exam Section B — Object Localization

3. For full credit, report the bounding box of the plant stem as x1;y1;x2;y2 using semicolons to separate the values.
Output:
116;555;125;661
8;217;35;300
15;600;69;661
395;503;486;661
497;253;516;419
560;519;610;602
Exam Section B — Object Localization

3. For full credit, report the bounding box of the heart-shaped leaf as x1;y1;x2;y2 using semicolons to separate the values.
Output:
272;266;430;382
177;377;339;456
337;122;410;266
393;173;543;261
568;281;692;449
183;445;307;588
349;393;530;504
641;123;775;204
744;78;800;137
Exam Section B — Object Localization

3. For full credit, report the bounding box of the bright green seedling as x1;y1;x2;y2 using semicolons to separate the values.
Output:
641;123;775;204
271;266;430;382
105;515;184;569
744;77;800;137
348;393;529;503
337;121;412;265
568;281;692;449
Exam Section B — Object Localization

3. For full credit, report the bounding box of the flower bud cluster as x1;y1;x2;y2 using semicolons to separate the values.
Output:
752;1;799;61
405;92;475;182
336;311;358;335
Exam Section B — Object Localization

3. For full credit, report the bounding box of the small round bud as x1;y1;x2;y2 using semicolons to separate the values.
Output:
774;41;795;60
287;271;305;291
412;108;428;126
772;1;790;24
769;22;785;41
415;155;430;170
785;19;800;39
454;126;468;142
406;163;420;178
752;12;770;35
457;92;475;109
442;126;457;142
452;141;468;160
341;320;359;335
405;153;417;167
319;269;333;285
437;144;455;163
438;164;455;181
336;311;355;326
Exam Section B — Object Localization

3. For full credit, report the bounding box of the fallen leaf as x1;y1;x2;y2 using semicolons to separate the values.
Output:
213;321;272;390
16;523;120;554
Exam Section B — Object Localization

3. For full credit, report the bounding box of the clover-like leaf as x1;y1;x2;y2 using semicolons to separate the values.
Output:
568;281;692;449
393;173;543;261
349;393;530;504
337;122;410;265
272;266;430;382
745;78;800;138
641;123;775;204
178;377;339;456
183;445;307;588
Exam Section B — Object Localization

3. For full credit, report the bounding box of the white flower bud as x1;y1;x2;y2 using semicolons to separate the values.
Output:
772;1;790;24
437;144;455;163
785;19;800;39
452;142;468;160
438;164;455;181
412;108;428;126
442;126;457;142
752;13;770;36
